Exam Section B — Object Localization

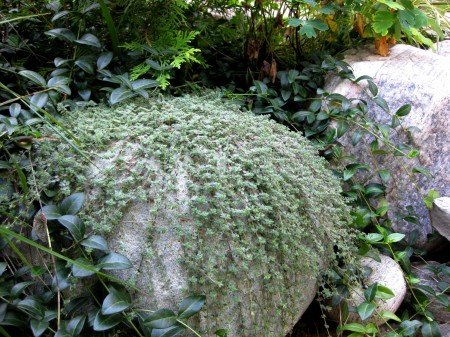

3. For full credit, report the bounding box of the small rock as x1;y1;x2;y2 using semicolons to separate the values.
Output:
328;255;406;326
412;261;450;324
430;197;450;242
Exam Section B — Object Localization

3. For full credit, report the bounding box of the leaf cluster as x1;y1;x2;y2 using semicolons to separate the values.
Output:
0;192;208;337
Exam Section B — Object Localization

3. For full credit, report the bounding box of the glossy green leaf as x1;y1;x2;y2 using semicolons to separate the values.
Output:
357;302;376;321
215;329;228;337
338;323;366;333
93;311;122;331
30;319;49;337
74;33;101;48
97;52;113;70
72;258;96;277
44;310;57;322
412;166;430;177
60;193;85;215
45;28;76;41
131;79;158;91
343;169;356;181
352;130;364;146
380;310;401;322
365;233;384;243
364;283;378;302
17;298;45;320
178;295;206;319
54;328;71;337
58;215;85;241
364;183;385;198
30;93;49;111
9;103;21;117
386;233;405;243
81;235;109;251
48;76;71;95
145;309;177;329
11;281;35;297
421;321;441;337
347;333;364;337
367;80;378;97
281;89;291;101
0;311;27;327
110;87;136;105
102;287;131;315
374;96;390;112
40;205;62;220
75;59;94;75
336;120;349;138
377;169;391;183
51;10;71;22
435;294;449;307
396;104;411;117
79;89;91;101
399;320;422;335
18;70;46;87
0;262;7;276
254;81;268;95
423;189;440;210
54;58;71;68
0;303;7;322
365;323;378;334
151;325;185;337
98;252;132;270
66;315;86;336
376;285;395;299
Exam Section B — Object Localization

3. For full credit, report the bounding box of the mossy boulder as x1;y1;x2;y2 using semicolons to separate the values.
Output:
34;94;355;337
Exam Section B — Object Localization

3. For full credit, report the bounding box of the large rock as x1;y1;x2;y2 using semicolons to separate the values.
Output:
325;44;450;247
430;197;450;242
34;94;356;337
440;323;450;337
435;40;450;57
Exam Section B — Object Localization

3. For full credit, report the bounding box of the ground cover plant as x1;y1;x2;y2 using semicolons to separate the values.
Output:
1;0;449;336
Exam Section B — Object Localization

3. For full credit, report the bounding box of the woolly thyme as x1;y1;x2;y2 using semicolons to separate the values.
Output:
32;93;357;336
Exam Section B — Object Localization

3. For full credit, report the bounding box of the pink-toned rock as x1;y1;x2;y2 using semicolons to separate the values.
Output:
325;44;450;247
431;197;450;242
328;255;406;326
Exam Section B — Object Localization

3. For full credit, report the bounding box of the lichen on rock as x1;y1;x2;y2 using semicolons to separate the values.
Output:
33;93;357;336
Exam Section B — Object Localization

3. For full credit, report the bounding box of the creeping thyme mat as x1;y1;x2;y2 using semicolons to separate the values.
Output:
33;93;357;335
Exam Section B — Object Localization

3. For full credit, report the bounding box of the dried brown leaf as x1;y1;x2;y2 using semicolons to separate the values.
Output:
375;36;390;57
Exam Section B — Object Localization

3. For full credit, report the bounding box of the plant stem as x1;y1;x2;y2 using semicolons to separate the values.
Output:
176;319;203;337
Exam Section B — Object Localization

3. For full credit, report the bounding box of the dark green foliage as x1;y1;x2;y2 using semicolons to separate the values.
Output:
245;54;447;335
1;0;448;336
0;192;206;337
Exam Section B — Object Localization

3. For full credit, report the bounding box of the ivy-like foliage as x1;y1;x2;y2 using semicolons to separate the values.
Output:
32;93;357;336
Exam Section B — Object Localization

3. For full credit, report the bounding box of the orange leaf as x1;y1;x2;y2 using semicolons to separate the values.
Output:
354;13;365;37
375;36;389;56
269;59;277;83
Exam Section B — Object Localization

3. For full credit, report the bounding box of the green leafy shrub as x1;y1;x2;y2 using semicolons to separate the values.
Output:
244;55;448;336
30;93;358;335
